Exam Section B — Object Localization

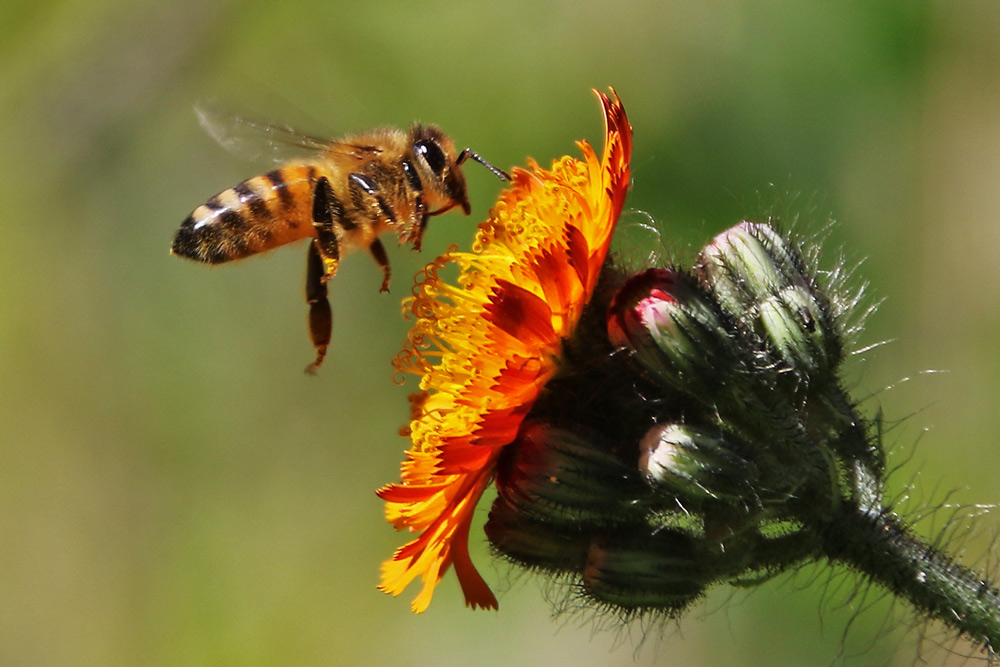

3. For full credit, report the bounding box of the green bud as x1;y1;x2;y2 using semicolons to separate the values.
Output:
699;222;793;316
484;500;589;573
756;285;831;374
639;423;759;505
606;268;736;400
495;421;644;527
698;222;841;377
606;267;820;470
582;532;709;610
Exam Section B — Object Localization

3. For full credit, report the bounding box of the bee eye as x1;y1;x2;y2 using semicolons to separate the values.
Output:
415;139;447;175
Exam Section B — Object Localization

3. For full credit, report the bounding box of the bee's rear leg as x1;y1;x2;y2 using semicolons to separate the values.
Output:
305;177;341;373
369;238;391;293
304;241;332;374
312;176;343;283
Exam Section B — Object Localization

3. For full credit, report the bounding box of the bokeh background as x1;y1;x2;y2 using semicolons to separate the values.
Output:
2;2;999;665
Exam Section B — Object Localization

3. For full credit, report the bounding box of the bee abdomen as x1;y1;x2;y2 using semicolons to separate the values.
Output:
172;164;323;264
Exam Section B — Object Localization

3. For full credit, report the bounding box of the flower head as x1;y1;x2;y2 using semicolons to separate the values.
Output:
377;89;632;612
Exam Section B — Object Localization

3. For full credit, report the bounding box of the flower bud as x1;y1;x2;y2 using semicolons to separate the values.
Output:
484;499;589;573
697;222;841;377
756;284;832;375
606;267;819;467
639;423;759;505
582;532;710;610
698;222;797;314
495;421;644;527
606;268;735;400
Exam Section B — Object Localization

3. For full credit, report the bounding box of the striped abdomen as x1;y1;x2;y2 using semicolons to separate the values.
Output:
172;163;326;264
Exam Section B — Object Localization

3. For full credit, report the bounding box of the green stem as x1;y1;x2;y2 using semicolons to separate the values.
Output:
821;505;1000;652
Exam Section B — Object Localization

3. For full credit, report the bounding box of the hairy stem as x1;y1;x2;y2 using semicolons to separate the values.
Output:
821;505;1000;652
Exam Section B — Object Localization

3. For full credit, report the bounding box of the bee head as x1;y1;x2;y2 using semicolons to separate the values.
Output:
410;125;471;215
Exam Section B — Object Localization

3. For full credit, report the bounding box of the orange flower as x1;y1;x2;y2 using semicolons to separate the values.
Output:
377;89;633;612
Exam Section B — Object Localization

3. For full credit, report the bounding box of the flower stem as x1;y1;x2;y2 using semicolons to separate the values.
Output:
821;504;1000;651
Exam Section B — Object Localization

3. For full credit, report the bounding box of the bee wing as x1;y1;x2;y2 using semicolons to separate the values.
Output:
194;102;335;164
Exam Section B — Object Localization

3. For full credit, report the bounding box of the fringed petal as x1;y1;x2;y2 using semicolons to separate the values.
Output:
380;89;633;611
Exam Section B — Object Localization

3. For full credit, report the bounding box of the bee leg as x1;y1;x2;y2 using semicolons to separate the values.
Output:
348;173;399;228
401;160;427;251
304;240;332;375
346;172;401;287
312;176;343;282
411;197;427;253
366;238;390;293
306;176;342;374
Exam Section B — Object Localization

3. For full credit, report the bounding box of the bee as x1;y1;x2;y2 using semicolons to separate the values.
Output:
171;111;509;372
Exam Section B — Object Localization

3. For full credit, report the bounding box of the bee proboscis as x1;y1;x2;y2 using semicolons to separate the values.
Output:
171;112;508;372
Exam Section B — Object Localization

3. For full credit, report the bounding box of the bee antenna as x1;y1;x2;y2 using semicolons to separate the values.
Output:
458;148;511;182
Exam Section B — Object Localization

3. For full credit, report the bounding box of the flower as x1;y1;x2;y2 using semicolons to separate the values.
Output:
377;89;633;612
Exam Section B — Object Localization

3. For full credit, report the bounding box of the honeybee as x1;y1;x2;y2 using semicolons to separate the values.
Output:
172;110;509;372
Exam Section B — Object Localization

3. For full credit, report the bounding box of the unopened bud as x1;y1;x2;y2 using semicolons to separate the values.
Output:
606;268;734;399
495;421;643;527
756;284;831;375
639;423;759;505
698;222;841;377
698;222;798;314
606;267;814;461
583;533;709;610
485;500;589;573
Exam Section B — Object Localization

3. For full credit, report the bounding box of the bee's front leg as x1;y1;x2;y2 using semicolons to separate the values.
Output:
347;172;397;291
368;238;391;293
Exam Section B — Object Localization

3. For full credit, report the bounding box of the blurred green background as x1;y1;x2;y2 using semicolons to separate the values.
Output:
2;1;999;665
